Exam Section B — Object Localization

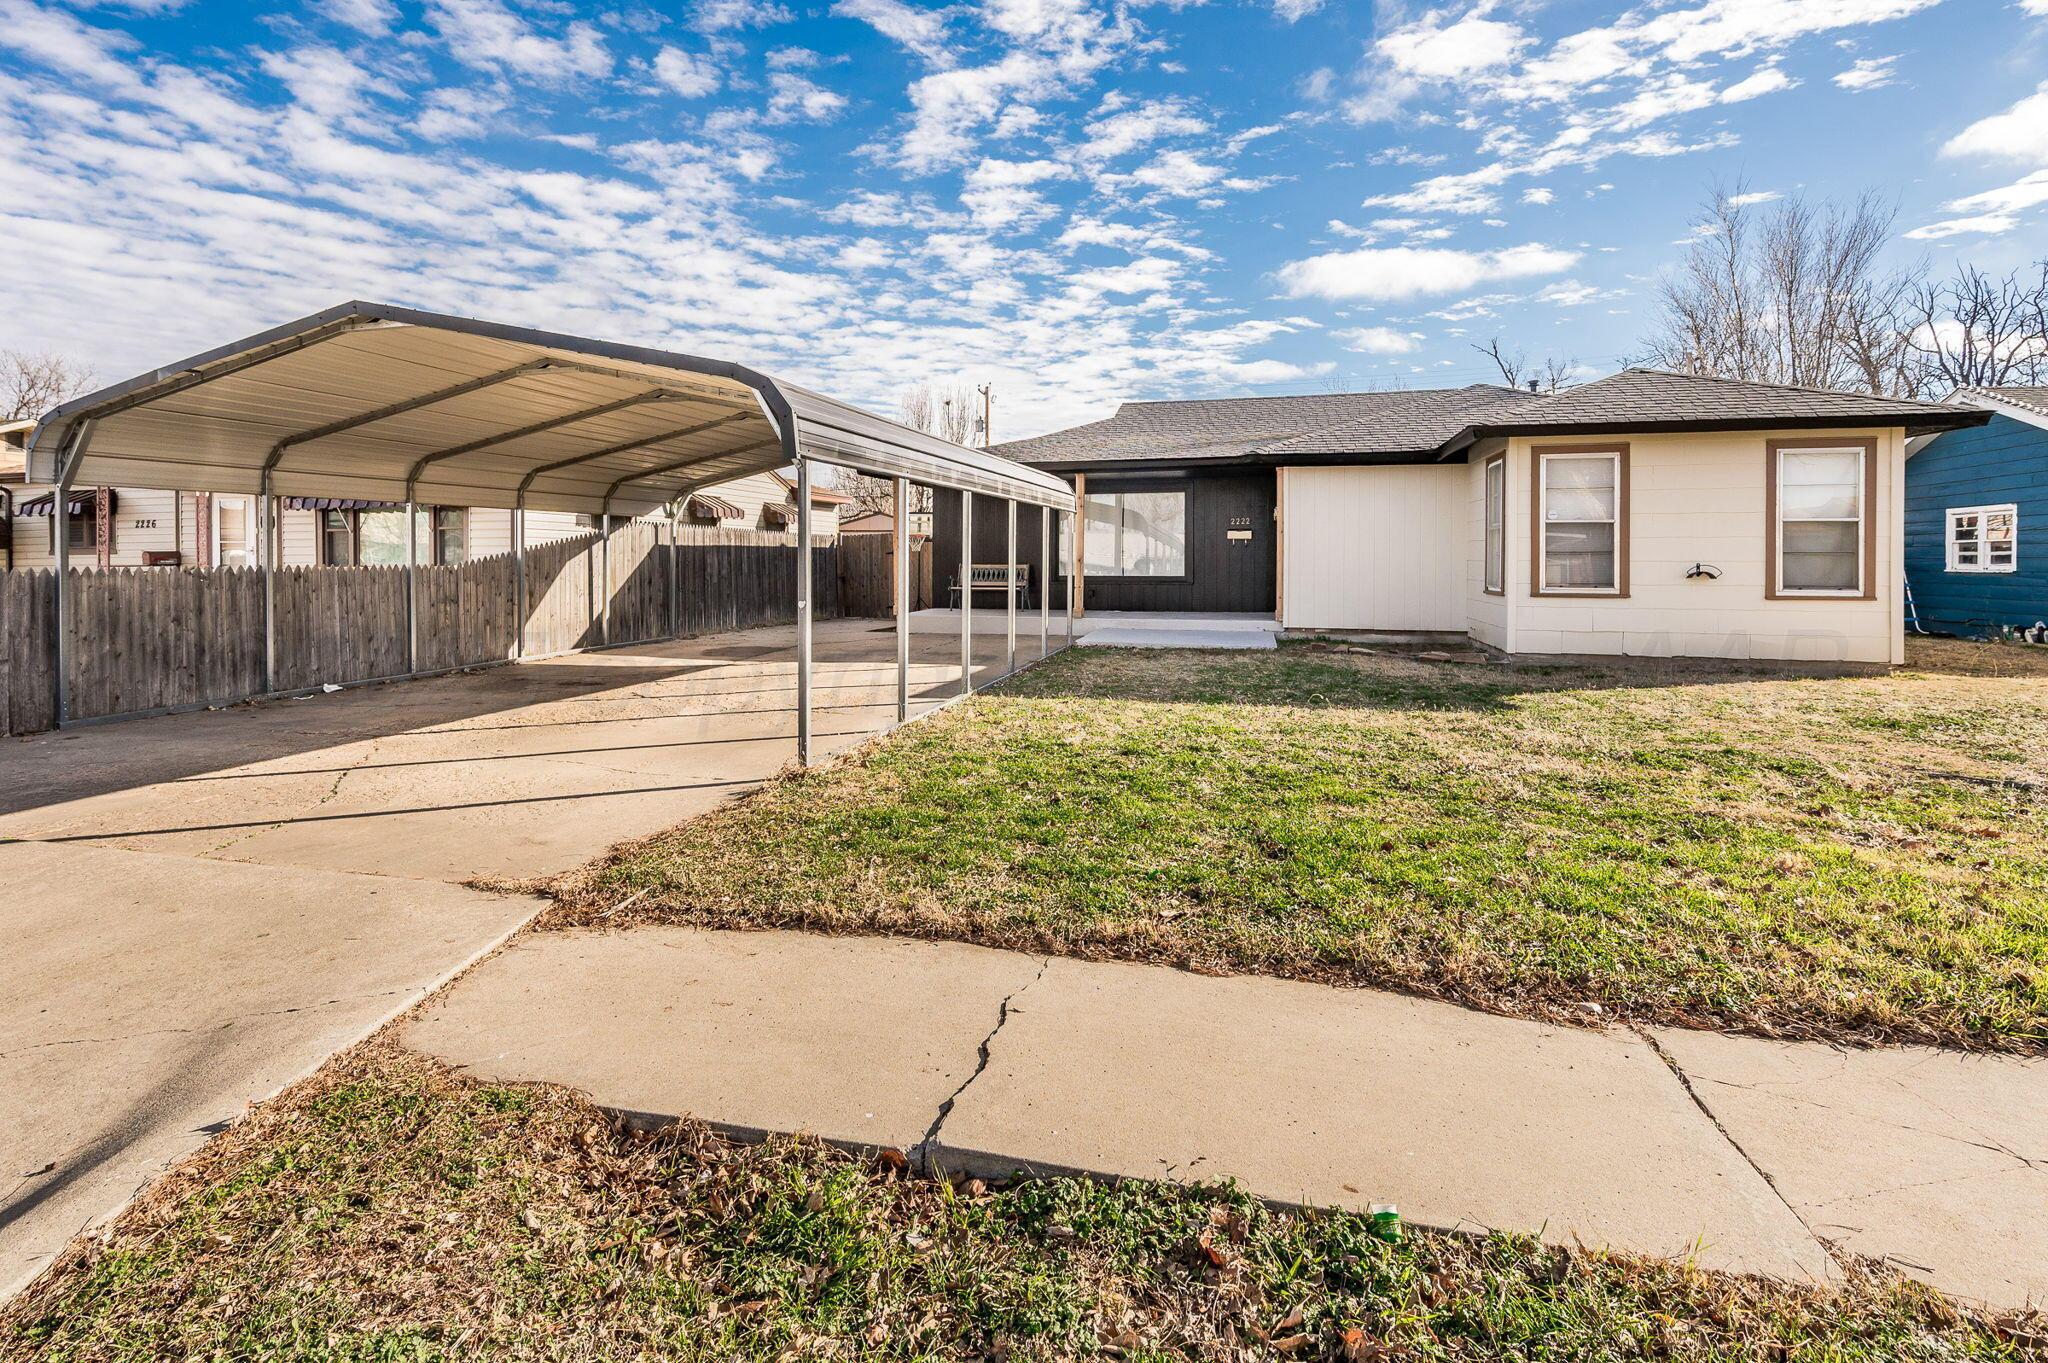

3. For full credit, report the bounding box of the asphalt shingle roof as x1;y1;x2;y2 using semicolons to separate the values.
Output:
993;368;1985;470
989;384;1531;467
1963;385;2048;418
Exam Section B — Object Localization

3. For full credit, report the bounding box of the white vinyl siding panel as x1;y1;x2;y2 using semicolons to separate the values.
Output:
1282;465;1467;632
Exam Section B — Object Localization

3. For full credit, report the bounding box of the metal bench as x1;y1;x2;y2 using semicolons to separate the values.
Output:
949;563;1032;609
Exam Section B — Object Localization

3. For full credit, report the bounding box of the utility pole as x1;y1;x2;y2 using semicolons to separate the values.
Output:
977;382;993;448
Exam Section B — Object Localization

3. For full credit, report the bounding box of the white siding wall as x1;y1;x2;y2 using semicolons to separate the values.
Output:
4;484;183;569
1280;464;1468;632
1500;426;1906;664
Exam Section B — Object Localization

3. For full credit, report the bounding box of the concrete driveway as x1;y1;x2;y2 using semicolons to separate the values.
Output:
1;618;1045;1297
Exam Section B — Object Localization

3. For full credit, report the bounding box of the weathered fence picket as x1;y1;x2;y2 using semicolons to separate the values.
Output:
0;525;897;737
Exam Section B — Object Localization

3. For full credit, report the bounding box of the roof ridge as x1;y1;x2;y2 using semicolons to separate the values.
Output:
1118;383;1499;409
1619;366;1962;410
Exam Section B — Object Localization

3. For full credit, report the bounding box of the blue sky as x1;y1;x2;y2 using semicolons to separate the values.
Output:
2;0;2045;438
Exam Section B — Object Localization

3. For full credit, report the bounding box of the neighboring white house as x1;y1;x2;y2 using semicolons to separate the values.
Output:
976;369;1988;665
3;420;843;572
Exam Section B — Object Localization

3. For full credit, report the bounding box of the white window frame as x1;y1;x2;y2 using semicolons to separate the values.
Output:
1535;449;1624;596
211;495;255;569
1773;445;1867;598
1059;487;1189;580
1946;504;2017;575
1483;453;1505;595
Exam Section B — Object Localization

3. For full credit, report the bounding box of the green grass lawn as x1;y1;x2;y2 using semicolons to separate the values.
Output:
555;637;2048;1052
7;1045;2033;1362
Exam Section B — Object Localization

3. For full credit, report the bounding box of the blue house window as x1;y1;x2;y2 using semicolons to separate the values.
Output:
1947;505;2017;574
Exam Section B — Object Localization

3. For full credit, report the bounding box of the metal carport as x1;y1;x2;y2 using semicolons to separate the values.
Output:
25;302;1076;758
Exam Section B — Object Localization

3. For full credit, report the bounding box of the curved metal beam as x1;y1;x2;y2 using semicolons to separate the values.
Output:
513;411;760;503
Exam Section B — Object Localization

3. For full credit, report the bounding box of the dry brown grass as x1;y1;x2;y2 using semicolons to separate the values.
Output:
8;1041;2039;1362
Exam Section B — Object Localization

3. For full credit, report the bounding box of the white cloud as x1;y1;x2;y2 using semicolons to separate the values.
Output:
1337;325;1418;353
765;72;847;123
1273;0;1323;22
415;86;506;141
691;0;793;32
653;46;720;97
1904;213;2021;240
426;0;611;81
1906;169;2048;238
1276;243;1581;301
961;156;1070;227
1726;189;1780;206
1079;96;1206;162
1123;149;1224;195
1719;66;1794;101
319;0;398;36
1521;186;1554;204
831;0;954;66
1833;55;1897;91
1377;11;1529;80
1942;83;2048;163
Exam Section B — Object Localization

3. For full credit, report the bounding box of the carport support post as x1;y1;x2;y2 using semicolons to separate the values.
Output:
1064;509;1075;648
1005;498;1017;676
405;494;419;675
894;476;909;724
512;503;526;660
260;468;277;694
599;511;612;646
1039;505;1050;658
667;508;679;640
795;457;814;767
52;469;70;724
959;488;973;697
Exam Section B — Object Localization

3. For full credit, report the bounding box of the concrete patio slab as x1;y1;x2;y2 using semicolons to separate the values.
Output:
0;839;530;1298
1652;1028;2048;1307
405;928;1046;1152
933;955;1830;1281
5;620;1038;1303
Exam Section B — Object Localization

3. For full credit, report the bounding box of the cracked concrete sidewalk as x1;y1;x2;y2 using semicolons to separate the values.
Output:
405;925;2048;1310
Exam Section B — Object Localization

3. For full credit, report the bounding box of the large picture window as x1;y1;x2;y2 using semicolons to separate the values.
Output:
1483;453;1505;595
1061;488;1187;578
320;506;466;566
1534;447;1627;595
1947;504;2016;574
1769;442;1872;598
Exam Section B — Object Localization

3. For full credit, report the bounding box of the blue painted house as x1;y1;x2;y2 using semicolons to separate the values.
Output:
1906;387;2048;639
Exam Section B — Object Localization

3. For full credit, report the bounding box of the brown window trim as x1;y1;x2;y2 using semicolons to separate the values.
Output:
1482;451;1506;597
1765;437;1877;602
1529;442;1630;599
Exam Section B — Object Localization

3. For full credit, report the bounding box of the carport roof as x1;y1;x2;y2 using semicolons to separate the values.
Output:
26;302;1073;517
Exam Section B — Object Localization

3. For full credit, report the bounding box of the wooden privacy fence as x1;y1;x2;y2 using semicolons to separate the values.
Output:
0;526;912;737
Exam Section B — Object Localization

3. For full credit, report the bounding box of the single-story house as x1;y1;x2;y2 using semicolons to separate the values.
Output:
1905;386;2047;640
1;420;843;572
941;369;1987;663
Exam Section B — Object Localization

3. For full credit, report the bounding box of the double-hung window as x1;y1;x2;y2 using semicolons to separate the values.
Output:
1534;447;1626;595
1947;505;2017;574
1483;454;1505;594
1059;488;1187;578
1770;443;1870;597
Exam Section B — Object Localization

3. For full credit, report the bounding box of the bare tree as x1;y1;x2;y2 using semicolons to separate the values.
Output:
1643;184;1923;394
1903;262;2048;392
898;380;976;444
1473;338;1577;392
1;349;94;423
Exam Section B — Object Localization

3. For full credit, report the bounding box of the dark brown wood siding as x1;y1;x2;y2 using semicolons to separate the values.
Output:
932;468;1275;614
